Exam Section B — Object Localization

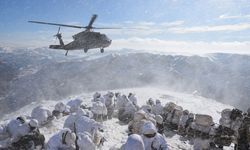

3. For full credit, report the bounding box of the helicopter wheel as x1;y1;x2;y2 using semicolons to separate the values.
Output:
100;48;104;53
84;48;88;53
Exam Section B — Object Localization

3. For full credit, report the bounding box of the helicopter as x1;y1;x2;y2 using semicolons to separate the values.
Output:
28;14;119;56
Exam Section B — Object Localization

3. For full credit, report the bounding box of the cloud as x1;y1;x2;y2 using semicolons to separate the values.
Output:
137;21;156;26
96;20;184;36
219;14;250;19
110;38;250;55
102;22;250;36
160;21;185;27
100;21;250;36
2;36;250;55
133;21;184;28
168;23;250;33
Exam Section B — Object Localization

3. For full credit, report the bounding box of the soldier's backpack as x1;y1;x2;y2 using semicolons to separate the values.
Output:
171;106;183;125
214;125;233;147
214;136;232;147
222;126;234;136
185;117;194;128
12;130;45;149
164;102;176;113
221;109;231;119
195;114;213;127
247;125;250;143
193;114;213;135
230;109;243;120
243;116;250;143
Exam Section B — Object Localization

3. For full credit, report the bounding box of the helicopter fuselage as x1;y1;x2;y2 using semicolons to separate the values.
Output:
50;31;112;52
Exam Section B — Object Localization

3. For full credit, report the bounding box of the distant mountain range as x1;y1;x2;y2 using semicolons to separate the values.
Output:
0;47;249;117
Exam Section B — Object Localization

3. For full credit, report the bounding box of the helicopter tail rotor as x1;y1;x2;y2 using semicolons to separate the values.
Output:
54;27;61;39
53;27;64;46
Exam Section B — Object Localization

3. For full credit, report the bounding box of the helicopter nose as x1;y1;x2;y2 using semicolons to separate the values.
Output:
106;39;112;46
103;36;112;47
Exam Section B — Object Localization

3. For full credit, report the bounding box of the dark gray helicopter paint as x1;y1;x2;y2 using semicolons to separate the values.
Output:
28;14;116;56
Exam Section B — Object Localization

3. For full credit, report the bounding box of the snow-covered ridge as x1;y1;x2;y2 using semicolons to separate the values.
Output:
0;87;234;150
1;87;233;123
0;47;249;118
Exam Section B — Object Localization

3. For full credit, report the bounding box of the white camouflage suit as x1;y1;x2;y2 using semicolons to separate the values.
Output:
142;121;168;150
121;134;145;150
31;106;53;126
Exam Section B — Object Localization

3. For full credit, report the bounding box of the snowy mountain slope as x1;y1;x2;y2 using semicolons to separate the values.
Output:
0;87;235;150
0;47;249;118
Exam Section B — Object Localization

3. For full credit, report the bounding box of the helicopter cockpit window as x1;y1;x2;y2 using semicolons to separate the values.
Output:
100;34;106;40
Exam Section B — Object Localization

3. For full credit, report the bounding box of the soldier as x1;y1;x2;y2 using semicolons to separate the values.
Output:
128;109;157;135
186;113;195;139
47;128;76;150
119;100;137;124
31;106;54;126
53;102;70;118
162;102;177;128
141;121;168;150
178;110;189;135
104;92;115;119
6;116;30;143
213;125;234;149
192;114;213;150
237;108;250;149
11;119;45;149
215;108;240;149
121;134;145;150
76;132;96;150
67;98;83;113
152;99;163;116
115;93;125;110
155;115;164;134
117;95;130;122
91;100;107;122
64;114;102;136
128;93;138;106
128;110;148;135
167;105;183;130
146;98;155;107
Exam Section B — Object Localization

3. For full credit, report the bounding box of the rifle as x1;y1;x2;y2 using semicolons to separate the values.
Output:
73;123;79;150
99;137;107;147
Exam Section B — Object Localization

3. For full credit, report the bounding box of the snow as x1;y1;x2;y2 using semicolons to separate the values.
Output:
18;66;39;77
0;87;235;149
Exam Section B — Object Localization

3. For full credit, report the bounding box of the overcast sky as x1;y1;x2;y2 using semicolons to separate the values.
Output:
1;0;250;54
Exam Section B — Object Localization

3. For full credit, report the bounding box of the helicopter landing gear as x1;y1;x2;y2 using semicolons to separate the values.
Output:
100;48;104;53
65;50;69;56
84;48;88;53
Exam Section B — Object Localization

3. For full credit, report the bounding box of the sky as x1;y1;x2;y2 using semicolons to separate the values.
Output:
1;0;250;54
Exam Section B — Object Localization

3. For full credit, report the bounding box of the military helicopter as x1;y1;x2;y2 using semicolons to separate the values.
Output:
28;14;119;56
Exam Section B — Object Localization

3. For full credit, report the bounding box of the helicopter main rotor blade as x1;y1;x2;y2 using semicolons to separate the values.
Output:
92;27;122;29
86;14;97;29
57;27;61;34
28;21;86;29
92;27;145;30
28;20;144;30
